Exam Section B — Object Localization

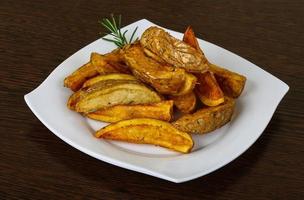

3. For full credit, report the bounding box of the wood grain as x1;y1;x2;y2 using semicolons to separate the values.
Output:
1;0;303;199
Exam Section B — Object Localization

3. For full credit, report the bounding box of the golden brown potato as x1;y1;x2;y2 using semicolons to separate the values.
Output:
182;26;246;98
172;98;235;134
140;26;208;73
70;79;162;113
183;26;203;54
90;52;130;74
173;73;197;96
64;62;98;92
82;73;136;88
123;44;188;95
95;118;194;153
182;26;227;106
87;100;173;122
170;92;196;113
195;71;225;106
210;64;246;98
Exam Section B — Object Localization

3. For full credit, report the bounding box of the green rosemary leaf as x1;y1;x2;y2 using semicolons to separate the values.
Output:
129;26;138;43
99;15;138;48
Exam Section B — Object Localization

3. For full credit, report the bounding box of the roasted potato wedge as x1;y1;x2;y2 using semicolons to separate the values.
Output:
90;52;130;74
70;79;162;113
172;98;235;134
140;26;208;73
195;71;225;106
173;73;197;96
64;62;98;92
124;44;188;95
183;27;225;106
87;100;173;122
170;92;196;113
210;64;246;98
82;73;136;88
95;118;194;153
182;27;246;98
183;26;203;54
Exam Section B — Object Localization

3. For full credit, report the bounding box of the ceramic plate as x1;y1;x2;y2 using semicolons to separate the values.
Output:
24;19;289;183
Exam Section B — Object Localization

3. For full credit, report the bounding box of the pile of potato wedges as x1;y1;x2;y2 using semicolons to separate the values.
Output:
64;26;246;153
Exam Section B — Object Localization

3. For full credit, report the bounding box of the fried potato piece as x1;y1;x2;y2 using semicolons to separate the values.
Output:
64;62;98;92
124;44;188;95
183;26;203;54
140;26;208;73
64;51;130;92
195;71;225;106
209;64;246;98
90;52;130;74
182;26;246;98
70;79;162;113
82;73;136;88
170;92;196;113
87;100;173;122
182;26;224;106
172;98;235;134
95;118;194;153
174;73;197;96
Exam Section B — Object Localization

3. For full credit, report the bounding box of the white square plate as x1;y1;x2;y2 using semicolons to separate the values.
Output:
24;19;289;183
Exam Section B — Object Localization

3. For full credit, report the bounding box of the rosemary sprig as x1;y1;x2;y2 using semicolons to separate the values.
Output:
99;14;138;48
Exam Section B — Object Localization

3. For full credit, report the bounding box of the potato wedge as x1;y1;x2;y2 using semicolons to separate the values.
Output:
87;100;173;122
210;64;246;98
182;27;246;98
72;80;162;113
172;98;235;134
195;71;225;106
140;26;208;73
124;44;187;95
90;52;130;74
183;26;203;54
95;118;194;153
183;27;225;106
170;92;196;113
64;62;98;92
82;73;136;88
173;73;197;96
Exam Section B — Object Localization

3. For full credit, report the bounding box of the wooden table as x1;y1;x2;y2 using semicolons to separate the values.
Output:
1;0;303;199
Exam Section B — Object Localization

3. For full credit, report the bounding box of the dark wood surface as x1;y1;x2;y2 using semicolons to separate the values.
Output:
1;0;303;199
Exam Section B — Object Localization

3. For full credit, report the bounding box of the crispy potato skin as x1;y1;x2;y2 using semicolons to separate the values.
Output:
170;92;196;113
140;26;208;73
87;100;174;122
124;44;188;95
195;71;225;106
172;98;235;134
95;118;194;153
64;62;98;92
210;64;246;98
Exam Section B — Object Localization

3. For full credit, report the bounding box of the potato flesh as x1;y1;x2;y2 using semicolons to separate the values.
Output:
170;92;196;113
140;26;208;73
87;100;173;122
95;118;194;153
172;98;235;134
